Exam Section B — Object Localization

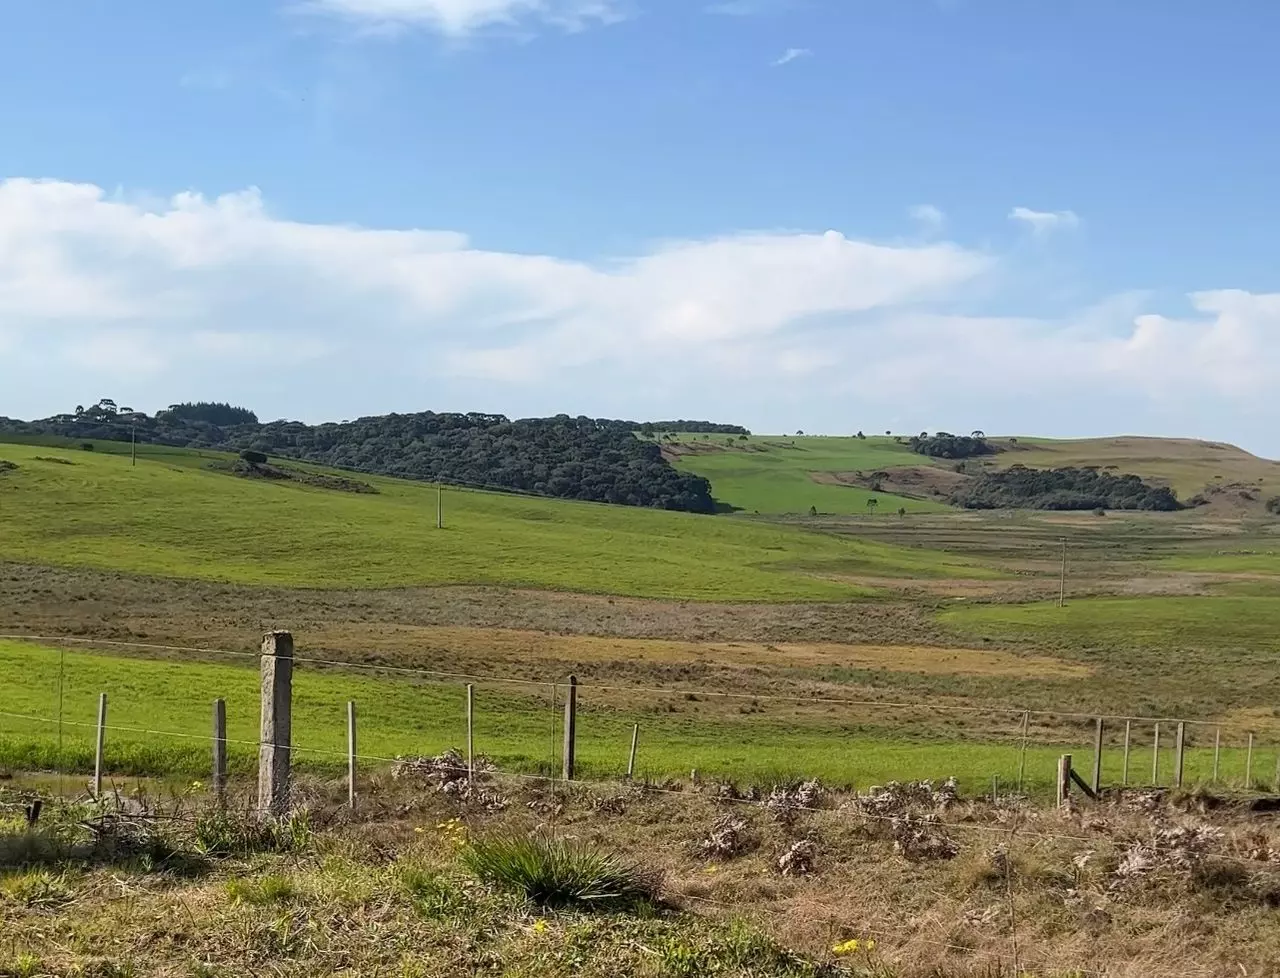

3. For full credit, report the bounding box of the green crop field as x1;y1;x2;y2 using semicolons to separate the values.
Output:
662;434;950;515
0;440;990;601
0;640;1263;796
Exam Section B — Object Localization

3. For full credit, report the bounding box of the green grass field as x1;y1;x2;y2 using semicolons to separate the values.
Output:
0;440;988;601
1;640;1266;795
663;435;951;516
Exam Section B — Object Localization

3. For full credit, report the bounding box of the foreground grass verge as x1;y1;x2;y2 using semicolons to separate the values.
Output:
1;641;1271;796
0;440;986;601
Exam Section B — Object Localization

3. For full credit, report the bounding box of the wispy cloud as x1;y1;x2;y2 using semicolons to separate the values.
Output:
909;204;945;231
771;47;811;67
1008;206;1081;235
298;0;625;37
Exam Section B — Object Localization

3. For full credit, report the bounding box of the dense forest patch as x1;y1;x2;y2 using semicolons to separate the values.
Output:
951;465;1181;511
0;401;721;513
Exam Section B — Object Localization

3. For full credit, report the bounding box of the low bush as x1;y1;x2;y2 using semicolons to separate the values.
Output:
460;833;659;909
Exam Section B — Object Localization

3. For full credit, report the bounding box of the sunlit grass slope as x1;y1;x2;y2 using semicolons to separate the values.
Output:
0;440;980;600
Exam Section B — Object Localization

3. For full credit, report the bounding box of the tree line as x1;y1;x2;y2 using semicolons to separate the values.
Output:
0;401;720;513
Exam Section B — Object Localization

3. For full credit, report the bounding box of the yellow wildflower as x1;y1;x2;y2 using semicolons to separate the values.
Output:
533;920;548;934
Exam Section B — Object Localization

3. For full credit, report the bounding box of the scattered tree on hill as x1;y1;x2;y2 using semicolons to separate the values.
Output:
796;430;805;436
162;402;260;426
866;497;879;515
897;506;907;517
971;429;985;438
808;505;818;517
856;431;865;439
1266;496;1280;516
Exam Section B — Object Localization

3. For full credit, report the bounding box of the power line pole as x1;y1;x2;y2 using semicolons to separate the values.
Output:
130;422;137;467
436;483;442;529
1058;537;1067;608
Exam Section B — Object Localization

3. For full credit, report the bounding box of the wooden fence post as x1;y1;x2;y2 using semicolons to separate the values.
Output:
1122;720;1132;786
1174;722;1186;788
258;631;294;816
93;693;108;799
562;675;578;782
212;698;227;805
627;723;639;780
1213;727;1221;783
347;701;357;810
466;684;475;784
1091;717;1104;794
1246;733;1254;787
1056;754;1072;807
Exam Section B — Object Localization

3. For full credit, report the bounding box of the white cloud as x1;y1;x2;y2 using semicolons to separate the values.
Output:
1008;206;1081;234
908;204;945;230
2;177;1279;454
299;0;624;36
771;47;811;66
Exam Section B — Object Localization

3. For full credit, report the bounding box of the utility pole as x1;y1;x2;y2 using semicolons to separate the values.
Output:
130;422;137;467
1058;537;1067;608
436;483;442;529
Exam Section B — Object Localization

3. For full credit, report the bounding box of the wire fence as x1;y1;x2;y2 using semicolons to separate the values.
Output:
2;632;1278;800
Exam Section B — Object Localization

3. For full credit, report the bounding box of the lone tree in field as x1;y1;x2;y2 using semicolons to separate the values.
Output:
808;505;818;517
971;429;985;438
866;497;879;515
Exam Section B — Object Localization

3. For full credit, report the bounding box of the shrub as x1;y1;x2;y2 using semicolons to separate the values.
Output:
239;449;268;466
1267;496;1280;516
460;833;659;909
80;443;95;451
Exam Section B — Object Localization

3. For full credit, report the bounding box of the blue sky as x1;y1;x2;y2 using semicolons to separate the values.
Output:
2;1;1279;453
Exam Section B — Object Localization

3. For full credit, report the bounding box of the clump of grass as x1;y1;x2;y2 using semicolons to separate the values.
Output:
194;808;311;857
399;866;472;919
0;953;45;978
460;833;660;909
0;869;73;908
225;874;296;906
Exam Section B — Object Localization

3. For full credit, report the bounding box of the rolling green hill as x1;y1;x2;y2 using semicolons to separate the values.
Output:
0;440;988;601
662;435;950;515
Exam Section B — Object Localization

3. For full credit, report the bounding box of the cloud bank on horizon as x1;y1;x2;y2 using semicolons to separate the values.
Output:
2;177;1278;456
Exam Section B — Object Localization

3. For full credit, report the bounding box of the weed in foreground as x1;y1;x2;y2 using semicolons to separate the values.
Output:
460;833;660;910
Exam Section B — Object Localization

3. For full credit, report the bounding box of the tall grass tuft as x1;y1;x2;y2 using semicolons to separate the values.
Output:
460;833;659;909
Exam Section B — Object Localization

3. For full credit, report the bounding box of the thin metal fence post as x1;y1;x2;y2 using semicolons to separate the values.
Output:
1091;717;1104;794
562;675;578;782
1152;723;1161;785
627;723;639;780
1212;727;1221;784
1016;710;1030;794
1174;721;1186;788
466;684;475;784
1122;719;1131;786
212;698;227;805
347;701;357;810
93;693;108;799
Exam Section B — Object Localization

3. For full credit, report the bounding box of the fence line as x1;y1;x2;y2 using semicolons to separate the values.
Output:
0;632;1254;730
3;704;1276;870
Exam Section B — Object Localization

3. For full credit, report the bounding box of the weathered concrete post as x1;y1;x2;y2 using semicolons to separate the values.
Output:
562;675;578;782
258;631;294;816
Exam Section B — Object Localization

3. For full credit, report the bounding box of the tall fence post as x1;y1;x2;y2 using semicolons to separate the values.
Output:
93;692;108;799
1056;754;1072;807
1091;717;1104;794
1122;720;1132;786
562;675;578;782
1246;733;1254;787
466;684;475;784
258;631;294;816
1152;723;1161;785
212;698;227;805
1174;722;1186;788
347;701;357;810
627;723;640;780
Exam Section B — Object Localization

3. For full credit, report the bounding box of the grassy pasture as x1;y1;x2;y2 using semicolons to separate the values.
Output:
662;434;950;515
0;440;992;601
1;640;1269;796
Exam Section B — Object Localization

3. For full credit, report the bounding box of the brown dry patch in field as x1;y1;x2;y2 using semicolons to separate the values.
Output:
812;465;968;500
1218;706;1280;739
300;622;1087;680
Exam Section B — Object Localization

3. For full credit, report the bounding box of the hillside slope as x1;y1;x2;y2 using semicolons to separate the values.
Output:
0;440;985;600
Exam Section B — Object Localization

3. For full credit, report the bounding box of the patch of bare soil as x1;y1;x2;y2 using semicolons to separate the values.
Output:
812;465;969;501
